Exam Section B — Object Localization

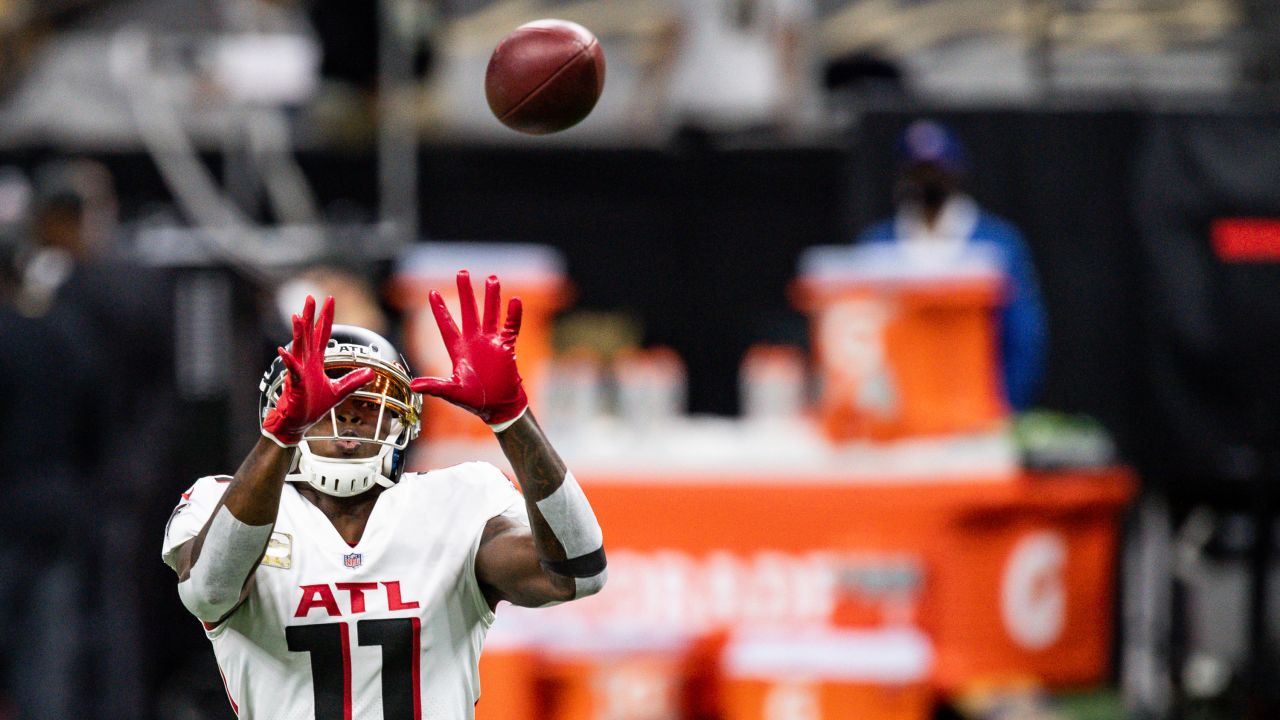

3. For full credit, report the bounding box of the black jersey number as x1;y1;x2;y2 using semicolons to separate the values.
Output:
285;618;422;720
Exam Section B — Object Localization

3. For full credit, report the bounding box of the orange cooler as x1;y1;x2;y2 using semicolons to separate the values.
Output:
917;474;1133;690
795;245;1006;442
719;629;933;720
389;243;568;439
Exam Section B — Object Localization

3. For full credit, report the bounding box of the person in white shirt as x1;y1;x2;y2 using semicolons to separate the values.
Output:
664;0;817;133
162;269;606;719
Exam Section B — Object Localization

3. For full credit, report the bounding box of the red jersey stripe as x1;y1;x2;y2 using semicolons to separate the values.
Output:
218;667;240;716
340;622;353;720
411;617;423;720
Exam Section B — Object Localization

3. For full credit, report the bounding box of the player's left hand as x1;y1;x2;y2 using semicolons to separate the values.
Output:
411;270;528;429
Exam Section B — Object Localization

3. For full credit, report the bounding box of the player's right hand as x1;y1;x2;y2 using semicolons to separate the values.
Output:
261;295;375;447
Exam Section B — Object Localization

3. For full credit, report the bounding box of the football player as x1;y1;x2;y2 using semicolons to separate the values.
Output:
162;270;606;719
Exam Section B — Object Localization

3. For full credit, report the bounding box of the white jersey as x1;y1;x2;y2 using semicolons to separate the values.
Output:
162;462;528;720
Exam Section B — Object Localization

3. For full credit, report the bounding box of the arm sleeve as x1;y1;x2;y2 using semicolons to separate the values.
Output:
161;475;232;570
995;224;1049;411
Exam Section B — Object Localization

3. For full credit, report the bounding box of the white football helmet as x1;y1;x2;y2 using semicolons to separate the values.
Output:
259;325;422;497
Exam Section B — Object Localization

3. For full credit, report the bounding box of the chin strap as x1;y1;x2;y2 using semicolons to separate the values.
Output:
294;441;397;497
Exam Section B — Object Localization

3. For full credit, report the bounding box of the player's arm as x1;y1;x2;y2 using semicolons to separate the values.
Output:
412;271;606;608
171;296;373;622
481;411;606;606
170;438;295;620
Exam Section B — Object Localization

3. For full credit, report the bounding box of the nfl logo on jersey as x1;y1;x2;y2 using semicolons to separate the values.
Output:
343;552;363;569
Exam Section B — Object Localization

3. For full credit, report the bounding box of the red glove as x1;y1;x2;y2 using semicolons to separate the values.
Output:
411;270;528;430
262;295;375;447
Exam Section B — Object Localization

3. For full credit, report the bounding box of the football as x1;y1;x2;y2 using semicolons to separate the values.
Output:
484;19;606;135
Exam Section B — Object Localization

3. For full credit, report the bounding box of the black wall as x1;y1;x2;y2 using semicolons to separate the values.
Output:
405;115;1149;459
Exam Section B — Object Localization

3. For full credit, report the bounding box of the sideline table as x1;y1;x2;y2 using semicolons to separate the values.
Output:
417;434;1133;718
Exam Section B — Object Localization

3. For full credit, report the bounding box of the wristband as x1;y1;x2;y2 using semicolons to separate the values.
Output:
261;426;300;448
488;405;529;434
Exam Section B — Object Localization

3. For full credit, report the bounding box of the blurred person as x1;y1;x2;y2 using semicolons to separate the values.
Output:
162;271;607;719
663;0;818;135
304;0;436;145
17;158;168;395
16;159;118;317
276;265;390;336
13;159;111;318
16;158;171;718
0;167;97;720
855;120;1048;411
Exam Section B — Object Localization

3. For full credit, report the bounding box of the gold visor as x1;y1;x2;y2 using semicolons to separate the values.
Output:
324;361;420;431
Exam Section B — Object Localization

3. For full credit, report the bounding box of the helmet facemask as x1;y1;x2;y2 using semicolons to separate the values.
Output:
260;331;423;498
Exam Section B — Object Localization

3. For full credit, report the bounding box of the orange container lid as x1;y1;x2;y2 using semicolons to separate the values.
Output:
387;242;567;306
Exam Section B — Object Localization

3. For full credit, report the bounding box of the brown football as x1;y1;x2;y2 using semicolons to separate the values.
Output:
484;19;606;135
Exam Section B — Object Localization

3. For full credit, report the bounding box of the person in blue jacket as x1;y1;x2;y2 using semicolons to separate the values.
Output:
855;120;1048;411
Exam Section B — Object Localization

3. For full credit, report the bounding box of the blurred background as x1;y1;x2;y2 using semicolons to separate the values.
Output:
3;0;1280;719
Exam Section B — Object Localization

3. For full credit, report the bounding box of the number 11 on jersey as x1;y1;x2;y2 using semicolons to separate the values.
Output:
286;618;423;720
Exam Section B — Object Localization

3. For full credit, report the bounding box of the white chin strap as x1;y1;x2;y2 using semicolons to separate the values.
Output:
292;441;397;498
